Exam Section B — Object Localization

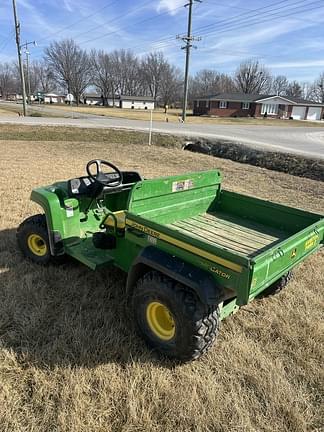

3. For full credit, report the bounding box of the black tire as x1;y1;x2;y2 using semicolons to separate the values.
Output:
17;214;54;265
132;271;220;362
263;271;293;296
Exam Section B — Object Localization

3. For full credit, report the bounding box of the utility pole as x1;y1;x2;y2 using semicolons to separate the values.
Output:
21;41;37;104
12;0;27;116
177;0;201;122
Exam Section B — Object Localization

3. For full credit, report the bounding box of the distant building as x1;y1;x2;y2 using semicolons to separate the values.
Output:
193;92;324;121
43;93;65;104
83;93;104;105
83;93;120;107
5;93;22;102
119;95;155;110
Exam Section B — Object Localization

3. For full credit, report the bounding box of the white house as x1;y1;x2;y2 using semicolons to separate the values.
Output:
120;95;155;110
44;93;65;104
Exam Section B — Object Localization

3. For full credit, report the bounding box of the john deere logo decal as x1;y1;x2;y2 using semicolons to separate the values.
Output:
291;248;297;259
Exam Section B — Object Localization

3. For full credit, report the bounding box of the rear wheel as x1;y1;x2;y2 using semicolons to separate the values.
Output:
17;214;54;265
132;271;220;361
263;271;293;296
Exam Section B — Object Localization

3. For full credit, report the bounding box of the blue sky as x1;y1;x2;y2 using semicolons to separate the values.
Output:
1;0;324;82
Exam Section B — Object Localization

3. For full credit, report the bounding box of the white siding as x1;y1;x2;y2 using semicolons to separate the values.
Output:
121;100;155;110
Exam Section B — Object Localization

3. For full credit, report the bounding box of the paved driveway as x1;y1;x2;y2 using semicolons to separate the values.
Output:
0;109;323;159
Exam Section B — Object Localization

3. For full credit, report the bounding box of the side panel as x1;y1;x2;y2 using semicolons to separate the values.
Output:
250;223;324;297
220;190;322;233
125;217;251;305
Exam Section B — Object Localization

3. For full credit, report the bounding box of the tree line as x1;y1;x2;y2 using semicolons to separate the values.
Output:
0;38;323;106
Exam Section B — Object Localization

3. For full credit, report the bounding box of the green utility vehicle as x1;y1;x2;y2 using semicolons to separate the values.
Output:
18;160;324;361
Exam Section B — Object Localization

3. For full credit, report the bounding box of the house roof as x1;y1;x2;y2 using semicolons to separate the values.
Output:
195;92;324;106
120;95;155;102
84;93;103;98
282;96;324;106
196;92;268;102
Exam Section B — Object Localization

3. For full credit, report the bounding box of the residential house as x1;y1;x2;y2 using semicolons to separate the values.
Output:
83;93;120;107
42;93;65;104
193;92;324;121
120;95;155;110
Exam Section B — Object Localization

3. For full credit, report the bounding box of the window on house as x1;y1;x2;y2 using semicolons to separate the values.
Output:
219;100;227;109
261;103;278;115
242;102;250;110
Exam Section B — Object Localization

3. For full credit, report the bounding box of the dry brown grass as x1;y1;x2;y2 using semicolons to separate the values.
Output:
38;104;323;127
0;126;323;432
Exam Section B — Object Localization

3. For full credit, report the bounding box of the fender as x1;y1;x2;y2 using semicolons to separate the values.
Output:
31;188;65;256
127;246;226;305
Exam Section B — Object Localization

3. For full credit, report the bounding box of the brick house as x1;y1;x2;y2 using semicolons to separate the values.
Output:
193;92;324;121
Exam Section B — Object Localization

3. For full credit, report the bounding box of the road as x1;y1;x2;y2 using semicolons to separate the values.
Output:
0;104;323;159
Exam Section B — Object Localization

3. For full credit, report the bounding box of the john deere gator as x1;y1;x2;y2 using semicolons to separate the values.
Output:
17;160;324;361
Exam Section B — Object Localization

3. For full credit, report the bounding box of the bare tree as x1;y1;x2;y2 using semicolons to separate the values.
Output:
159;64;182;106
90;50;115;104
234;59;272;94
141;52;169;102
31;60;56;93
286;81;303;98
0;63;17;98
192;69;222;96
109;49;142;97
189;69;235;102
45;39;91;105
314;72;324;102
272;75;288;96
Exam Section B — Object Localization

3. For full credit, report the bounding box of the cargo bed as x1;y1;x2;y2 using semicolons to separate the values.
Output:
169;211;288;257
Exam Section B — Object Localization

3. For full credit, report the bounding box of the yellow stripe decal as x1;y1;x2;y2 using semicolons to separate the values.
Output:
126;219;243;273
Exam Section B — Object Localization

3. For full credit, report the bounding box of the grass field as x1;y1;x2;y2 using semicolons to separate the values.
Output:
0;107;16;116
0;103;61;118
12;103;323;127
0;125;323;432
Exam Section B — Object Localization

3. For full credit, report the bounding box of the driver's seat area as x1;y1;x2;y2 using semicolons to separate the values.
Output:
67;171;142;198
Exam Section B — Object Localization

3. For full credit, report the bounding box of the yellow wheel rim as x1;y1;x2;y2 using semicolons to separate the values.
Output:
146;301;175;341
27;234;47;257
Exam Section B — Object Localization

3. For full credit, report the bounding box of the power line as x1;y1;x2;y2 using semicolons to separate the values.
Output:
67;0;153;44
131;0;323;56
36;0;119;44
191;0;321;37
127;0;290;52
193;2;323;47
0;30;15;55
78;4;185;46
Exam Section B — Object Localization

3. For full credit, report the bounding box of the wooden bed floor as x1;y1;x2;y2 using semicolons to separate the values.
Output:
169;211;289;257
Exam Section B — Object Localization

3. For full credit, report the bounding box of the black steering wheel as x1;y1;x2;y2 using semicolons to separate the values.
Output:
86;159;123;187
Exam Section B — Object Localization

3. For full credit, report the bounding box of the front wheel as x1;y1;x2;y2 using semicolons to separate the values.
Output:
132;271;220;362
17;214;56;265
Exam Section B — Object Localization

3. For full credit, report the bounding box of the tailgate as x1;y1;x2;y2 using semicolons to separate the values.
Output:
250;221;324;297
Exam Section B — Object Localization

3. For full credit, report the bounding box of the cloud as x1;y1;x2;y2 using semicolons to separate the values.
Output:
157;0;184;15
63;0;73;12
269;60;324;69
